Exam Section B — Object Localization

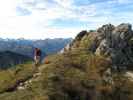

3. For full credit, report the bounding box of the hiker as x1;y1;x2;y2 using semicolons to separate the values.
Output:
34;48;42;66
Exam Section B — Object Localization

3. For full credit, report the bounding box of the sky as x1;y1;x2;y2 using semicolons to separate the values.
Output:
0;0;133;39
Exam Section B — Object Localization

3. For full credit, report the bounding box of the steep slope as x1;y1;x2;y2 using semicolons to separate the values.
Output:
0;51;110;100
0;51;33;69
0;24;133;100
64;23;133;68
0;62;35;94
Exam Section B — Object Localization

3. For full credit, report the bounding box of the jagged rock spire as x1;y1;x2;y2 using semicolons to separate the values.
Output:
64;23;133;66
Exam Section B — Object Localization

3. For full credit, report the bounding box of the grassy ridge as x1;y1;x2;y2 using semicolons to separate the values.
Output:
0;61;35;93
0;50;133;100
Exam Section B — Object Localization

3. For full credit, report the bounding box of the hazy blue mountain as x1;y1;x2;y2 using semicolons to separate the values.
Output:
33;38;72;54
0;38;72;58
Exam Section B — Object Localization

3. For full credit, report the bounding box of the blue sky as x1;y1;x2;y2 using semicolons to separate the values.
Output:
0;0;133;39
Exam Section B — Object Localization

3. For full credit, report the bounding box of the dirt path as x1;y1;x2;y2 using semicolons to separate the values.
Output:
16;64;47;90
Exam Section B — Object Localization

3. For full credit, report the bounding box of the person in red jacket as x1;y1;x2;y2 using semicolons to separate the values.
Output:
34;48;41;66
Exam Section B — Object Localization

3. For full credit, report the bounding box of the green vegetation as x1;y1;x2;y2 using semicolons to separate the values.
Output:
1;23;133;100
0;50;108;100
0;61;35;93
0;49;133;100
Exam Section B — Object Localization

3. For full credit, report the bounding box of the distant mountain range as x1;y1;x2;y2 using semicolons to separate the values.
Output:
0;38;72;58
0;51;33;69
0;38;72;69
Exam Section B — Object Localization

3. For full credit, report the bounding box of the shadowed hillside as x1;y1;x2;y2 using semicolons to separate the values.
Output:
0;51;33;69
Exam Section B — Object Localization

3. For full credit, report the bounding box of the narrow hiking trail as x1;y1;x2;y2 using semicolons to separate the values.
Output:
16;64;47;90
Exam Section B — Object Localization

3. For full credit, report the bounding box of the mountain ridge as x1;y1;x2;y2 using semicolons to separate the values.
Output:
0;24;133;100
62;23;133;68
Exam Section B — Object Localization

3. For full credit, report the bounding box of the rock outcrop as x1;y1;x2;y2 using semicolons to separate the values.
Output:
64;23;133;67
96;23;133;65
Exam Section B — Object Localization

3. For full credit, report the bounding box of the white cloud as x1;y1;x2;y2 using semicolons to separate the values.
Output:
20;0;96;21
0;0;98;39
0;0;19;17
54;0;74;8
0;0;133;39
0;27;82;39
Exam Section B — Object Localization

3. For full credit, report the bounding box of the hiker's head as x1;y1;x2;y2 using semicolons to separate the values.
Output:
35;48;41;51
35;48;40;51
